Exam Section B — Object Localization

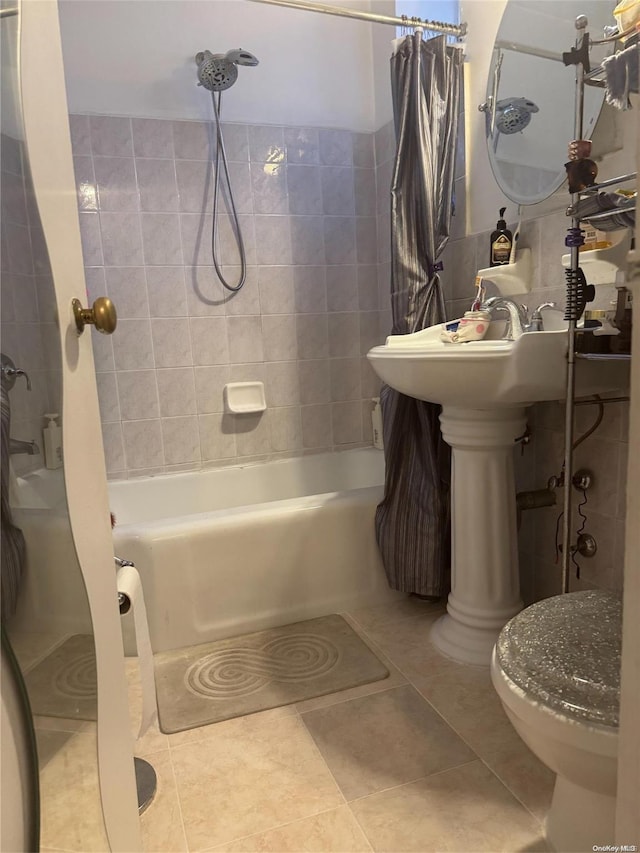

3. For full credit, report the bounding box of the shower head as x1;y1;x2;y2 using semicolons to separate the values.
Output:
195;49;259;92
495;97;539;134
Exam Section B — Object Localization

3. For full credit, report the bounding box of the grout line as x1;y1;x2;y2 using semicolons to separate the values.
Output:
345;757;482;806
194;804;360;853
164;742;191;852
345;608;553;831
477;755;547;829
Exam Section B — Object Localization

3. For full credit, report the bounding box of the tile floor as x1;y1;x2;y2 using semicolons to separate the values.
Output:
21;599;555;852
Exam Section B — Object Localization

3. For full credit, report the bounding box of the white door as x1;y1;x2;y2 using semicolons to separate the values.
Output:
2;1;141;848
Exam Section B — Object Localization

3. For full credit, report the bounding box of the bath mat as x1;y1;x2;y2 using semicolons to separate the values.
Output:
154;614;389;733
25;634;97;722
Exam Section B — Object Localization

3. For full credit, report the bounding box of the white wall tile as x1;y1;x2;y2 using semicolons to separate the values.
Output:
132;118;174;159
136;159;179;212
227;315;264;363
162;416;201;465
262;315;297;362
117;370;160;420
189;316;229;365
113;319;154;370
194;365;230;414
301;404;332;449
105;266;149;318
265;361;300;407
141;213;183;265
146;266;188;317
157;368;197;417
270;407;302;452
151;318;193;367
258;266;295;315
122;419;164;469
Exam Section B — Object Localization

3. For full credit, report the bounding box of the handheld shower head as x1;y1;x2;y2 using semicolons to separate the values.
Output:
195;48;259;92
224;49;259;67
495;97;539;134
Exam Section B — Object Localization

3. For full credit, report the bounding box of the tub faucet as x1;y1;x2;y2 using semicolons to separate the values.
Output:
481;296;530;340
9;438;39;456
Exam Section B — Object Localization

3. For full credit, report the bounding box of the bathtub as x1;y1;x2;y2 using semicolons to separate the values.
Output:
109;448;399;653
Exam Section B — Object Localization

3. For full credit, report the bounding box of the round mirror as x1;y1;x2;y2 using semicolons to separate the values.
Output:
482;0;614;205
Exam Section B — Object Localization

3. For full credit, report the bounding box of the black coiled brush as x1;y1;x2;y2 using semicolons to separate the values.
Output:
564;267;595;322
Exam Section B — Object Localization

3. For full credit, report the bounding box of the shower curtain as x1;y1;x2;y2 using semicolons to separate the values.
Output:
1;383;26;620
375;32;463;597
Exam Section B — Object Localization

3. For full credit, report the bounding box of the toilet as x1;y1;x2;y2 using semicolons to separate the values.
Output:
491;590;621;853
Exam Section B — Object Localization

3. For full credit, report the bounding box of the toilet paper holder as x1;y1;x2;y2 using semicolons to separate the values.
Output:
115;556;135;614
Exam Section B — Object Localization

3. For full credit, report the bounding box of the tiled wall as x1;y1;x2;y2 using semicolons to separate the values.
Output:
441;211;630;602
1;133;60;476
69;114;395;478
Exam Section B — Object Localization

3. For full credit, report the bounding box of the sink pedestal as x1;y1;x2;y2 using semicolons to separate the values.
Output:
431;406;527;666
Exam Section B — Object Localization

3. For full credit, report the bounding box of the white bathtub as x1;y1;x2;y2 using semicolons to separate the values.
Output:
109;448;398;653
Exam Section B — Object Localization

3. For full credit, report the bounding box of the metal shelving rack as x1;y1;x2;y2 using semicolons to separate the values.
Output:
560;16;635;593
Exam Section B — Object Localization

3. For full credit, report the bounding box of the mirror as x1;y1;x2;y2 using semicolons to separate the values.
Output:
1;2;108;846
482;0;613;205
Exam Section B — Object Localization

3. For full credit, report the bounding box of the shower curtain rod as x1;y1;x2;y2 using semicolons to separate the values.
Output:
247;0;467;38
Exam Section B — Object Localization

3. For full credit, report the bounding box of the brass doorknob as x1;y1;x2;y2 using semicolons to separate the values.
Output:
72;296;117;335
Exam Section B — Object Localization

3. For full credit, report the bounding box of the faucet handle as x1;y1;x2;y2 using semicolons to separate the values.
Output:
529;302;559;331
532;301;558;316
1;354;31;391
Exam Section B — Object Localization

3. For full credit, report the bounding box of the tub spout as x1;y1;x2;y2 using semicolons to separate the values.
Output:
10;437;39;456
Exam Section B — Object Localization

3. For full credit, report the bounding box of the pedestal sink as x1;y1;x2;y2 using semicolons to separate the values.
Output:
367;316;629;666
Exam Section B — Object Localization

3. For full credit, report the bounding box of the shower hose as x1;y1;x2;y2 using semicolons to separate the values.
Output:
209;91;247;292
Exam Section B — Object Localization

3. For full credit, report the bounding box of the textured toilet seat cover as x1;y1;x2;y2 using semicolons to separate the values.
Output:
496;590;621;727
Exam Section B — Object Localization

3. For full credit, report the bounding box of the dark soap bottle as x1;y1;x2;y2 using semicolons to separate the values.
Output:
490;207;513;266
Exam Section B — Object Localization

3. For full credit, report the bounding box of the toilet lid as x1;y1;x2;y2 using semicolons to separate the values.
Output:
496;590;621;727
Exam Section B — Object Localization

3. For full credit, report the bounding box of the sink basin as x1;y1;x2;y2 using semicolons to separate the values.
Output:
367;317;629;408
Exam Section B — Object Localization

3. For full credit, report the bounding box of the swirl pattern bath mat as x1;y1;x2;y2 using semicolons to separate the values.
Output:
154;615;389;733
24;634;97;721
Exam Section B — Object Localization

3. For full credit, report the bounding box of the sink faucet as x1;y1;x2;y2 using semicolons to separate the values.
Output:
9;438;39;456
528;302;561;331
481;296;530;340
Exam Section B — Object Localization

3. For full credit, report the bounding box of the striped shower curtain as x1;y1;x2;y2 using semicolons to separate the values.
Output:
1;383;26;620
375;32;463;597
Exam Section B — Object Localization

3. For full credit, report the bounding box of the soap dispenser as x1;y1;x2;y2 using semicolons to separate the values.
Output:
490;207;513;266
43;413;63;469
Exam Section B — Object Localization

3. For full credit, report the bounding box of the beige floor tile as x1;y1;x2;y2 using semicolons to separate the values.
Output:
481;746;555;823
350;761;547;852
205;806;373;852
295;616;407;714
8;630;68;672
34;714;92;734
126;657;171;755
301;684;475;801
36;728;75;768
415;668;555;819
139;750;188;852
170;714;343;849
39;731;109;852
349;598;446;633
348;602;463;682
167;703;298;747
415;665;522;756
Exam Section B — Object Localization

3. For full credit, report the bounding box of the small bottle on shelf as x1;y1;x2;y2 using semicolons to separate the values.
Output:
43;413;63;469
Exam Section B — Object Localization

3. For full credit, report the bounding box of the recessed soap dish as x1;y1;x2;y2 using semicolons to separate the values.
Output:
224;381;266;414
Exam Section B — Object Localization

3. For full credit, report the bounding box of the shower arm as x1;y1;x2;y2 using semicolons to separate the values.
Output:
478;49;503;137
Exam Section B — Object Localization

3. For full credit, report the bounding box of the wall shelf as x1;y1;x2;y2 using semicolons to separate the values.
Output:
477;248;532;296
561;232;632;284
